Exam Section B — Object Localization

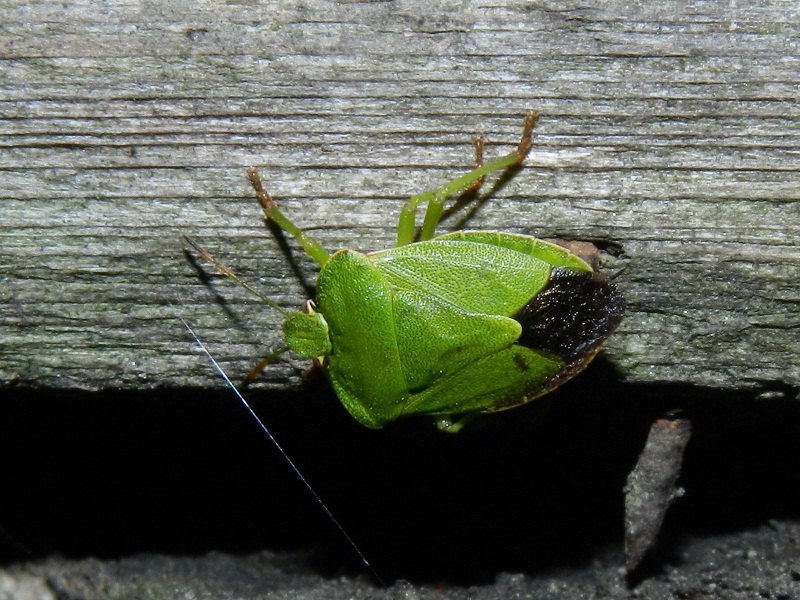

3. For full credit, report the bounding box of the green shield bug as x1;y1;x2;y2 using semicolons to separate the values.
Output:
191;111;624;432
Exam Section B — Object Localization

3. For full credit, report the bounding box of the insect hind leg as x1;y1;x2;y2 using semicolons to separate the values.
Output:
395;111;538;246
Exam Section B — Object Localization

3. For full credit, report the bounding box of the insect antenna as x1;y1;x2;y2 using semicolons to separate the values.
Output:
184;236;288;315
175;313;385;585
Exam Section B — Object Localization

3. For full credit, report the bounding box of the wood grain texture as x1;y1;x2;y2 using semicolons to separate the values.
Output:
1;0;798;398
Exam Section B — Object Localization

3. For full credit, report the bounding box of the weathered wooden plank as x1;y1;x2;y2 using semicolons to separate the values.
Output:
1;0;798;398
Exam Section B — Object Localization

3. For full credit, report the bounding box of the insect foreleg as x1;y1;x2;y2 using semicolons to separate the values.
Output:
246;168;330;266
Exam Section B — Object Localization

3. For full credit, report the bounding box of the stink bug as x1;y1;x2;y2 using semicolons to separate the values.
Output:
191;111;624;432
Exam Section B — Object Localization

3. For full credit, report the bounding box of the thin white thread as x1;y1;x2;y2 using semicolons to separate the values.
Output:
176;313;384;585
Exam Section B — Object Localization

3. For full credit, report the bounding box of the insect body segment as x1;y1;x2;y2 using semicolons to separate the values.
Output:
195;112;623;432
282;302;331;361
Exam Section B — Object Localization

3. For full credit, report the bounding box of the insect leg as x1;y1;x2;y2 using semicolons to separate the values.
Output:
244;346;290;382
247;168;331;266
185;237;298;380
396;110;538;246
434;413;479;434
462;135;485;193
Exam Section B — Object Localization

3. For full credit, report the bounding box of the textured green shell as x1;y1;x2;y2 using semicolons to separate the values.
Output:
315;231;618;429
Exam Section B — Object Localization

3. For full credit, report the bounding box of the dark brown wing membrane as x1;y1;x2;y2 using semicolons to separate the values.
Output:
513;268;624;364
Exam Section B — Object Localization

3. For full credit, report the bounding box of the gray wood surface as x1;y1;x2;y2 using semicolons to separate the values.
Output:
2;0;798;398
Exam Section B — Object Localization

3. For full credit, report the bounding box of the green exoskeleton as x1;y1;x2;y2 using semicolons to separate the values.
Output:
191;112;624;432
